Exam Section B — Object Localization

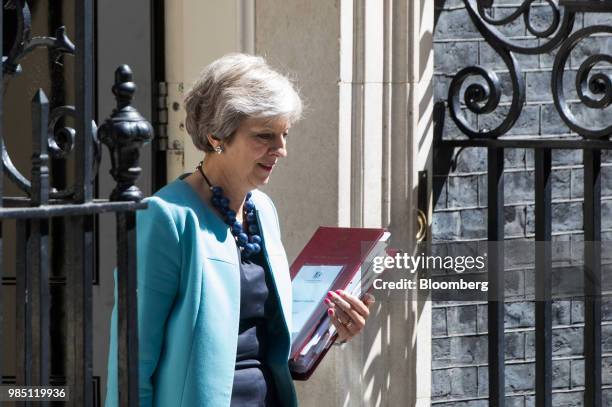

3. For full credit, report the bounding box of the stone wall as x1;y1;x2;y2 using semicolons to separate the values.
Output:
432;1;612;405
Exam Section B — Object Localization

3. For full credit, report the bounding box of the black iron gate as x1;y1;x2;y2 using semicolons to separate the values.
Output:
435;1;612;406
2;1;150;405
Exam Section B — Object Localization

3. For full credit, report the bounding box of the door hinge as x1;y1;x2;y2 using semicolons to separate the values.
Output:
154;81;168;151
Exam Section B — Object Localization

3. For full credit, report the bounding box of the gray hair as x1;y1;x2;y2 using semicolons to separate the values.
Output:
184;53;303;152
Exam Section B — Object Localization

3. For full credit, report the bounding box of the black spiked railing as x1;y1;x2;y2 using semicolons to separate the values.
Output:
534;148;553;407
486;147;505;406
435;1;612;405
99;65;153;406
2;1;151;405
0;1;4;402
583;149;602;407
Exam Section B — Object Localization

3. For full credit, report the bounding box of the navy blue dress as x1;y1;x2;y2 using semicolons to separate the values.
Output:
230;250;281;406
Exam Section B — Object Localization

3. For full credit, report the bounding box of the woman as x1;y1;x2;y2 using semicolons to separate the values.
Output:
106;53;374;407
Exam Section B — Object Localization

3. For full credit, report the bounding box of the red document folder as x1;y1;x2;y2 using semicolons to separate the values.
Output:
288;226;389;380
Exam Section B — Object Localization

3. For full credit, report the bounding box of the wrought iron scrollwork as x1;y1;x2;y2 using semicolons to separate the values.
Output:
3;1;75;77
447;56;525;138
454;0;612;140
3;0;31;76
476;0;562;40
2;109;98;199
47;106;77;159
552;25;612;139
2;0;100;199
447;0;579;139
44;106;101;198
471;0;575;54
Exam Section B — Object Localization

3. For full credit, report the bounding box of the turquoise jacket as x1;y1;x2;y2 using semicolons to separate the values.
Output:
105;176;298;407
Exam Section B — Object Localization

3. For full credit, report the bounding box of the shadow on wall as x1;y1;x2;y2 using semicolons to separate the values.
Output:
361;4;437;403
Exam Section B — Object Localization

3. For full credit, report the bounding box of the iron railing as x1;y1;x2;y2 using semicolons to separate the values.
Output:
435;0;612;406
2;1;151;406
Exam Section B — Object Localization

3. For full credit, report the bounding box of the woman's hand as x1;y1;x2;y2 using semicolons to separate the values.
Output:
324;290;376;344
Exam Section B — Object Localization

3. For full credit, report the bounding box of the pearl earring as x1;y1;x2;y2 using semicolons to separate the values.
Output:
214;145;223;154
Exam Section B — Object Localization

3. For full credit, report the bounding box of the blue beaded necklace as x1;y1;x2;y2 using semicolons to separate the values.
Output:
197;161;262;260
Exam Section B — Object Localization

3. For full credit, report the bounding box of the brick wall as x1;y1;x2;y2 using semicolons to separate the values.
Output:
432;1;612;405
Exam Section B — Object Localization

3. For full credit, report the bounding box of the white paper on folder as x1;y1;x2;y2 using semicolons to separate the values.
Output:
299;318;331;356
291;264;344;341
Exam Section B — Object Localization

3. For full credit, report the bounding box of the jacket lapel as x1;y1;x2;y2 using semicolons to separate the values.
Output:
252;197;293;339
